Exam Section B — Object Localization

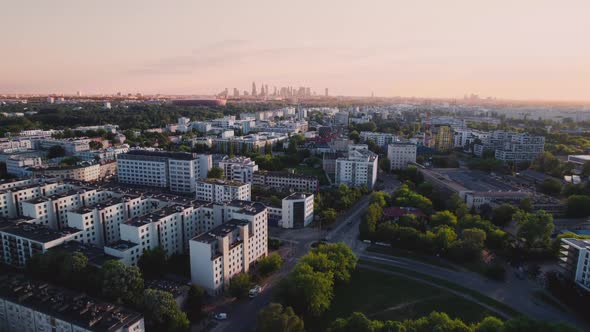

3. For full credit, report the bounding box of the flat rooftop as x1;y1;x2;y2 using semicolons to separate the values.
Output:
121;149;197;161
50;241;119;267
191;218;250;244
0;223;81;244
0;275;143;332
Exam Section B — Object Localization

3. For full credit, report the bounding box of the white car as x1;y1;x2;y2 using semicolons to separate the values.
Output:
214;313;228;320
249;285;263;298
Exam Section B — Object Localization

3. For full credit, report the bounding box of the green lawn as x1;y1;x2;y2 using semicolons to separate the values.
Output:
305;267;499;332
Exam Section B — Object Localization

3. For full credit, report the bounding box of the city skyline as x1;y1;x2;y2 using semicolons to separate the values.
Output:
1;0;590;101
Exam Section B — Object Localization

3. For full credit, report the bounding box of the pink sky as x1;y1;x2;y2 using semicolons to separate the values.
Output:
1;0;589;100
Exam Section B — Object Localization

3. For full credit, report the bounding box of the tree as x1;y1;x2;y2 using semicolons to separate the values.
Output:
138;246;167;279
142;289;189;332
257;303;304;332
519;197;533;212
59;251;88;288
322;208;338;224
475;316;504;332
258;253;284;276
515;210;555;249
47;145;66;158
360;203;382;238
311;242;357;283
101;260;144;305
207;166;224;179
89;141;103;150
566;195;590;218
492;204;517;227
280;263;334;316
186;285;205;319
462;228;487;248
540;178;563;196
393;184;433;214
371;191;390;208
430;210;458;227
582;161;590;177
349;130;360;143
433;226;457;252
229;273;252;299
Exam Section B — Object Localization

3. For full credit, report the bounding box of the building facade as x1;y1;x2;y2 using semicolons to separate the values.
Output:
387;143;417;170
280;193;314;229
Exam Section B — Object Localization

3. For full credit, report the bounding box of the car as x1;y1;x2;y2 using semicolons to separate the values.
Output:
249;285;263;298
347;220;353;225
214;313;228;320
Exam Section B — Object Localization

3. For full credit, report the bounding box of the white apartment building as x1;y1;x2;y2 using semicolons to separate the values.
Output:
0;138;32;151
0;275;145;332
0;179;65;218
66;195;154;247
280;193;314;229
32;163;101;182
117;150;212;193
335;148;378;189
0;222;82;267
359;131;398;148
252;171;319;192
218;157;258;183
34;138;91;155
196;179;251;203
560;238;590;292
5;156;42;177
190;202;268;295
387;143;417;170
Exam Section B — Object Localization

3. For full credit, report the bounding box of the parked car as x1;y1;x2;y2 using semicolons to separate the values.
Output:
214;313;228;320
249;285;263;298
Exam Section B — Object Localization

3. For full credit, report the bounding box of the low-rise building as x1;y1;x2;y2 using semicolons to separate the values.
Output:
252;171;319;193
196;179;251;203
280;193;314;228
32;163;101;182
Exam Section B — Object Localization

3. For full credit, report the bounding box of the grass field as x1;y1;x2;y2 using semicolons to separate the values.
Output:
305;266;500;332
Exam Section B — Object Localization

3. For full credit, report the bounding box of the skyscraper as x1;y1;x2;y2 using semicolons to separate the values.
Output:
251;82;257;97
325;88;329;97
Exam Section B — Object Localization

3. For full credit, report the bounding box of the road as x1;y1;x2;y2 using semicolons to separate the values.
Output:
207;173;587;331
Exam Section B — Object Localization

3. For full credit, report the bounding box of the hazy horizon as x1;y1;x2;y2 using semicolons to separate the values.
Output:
1;0;589;101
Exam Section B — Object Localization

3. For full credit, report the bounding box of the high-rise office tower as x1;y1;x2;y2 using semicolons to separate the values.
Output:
251;82;257;96
325;88;329;97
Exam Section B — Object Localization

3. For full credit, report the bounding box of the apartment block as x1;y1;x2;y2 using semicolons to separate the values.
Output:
117;150;212;193
0;222;82;267
559;238;590;292
252;171;319;192
218;156;258;183
0;179;66;218
335;147;378;189
196;179;251;203
190;202;267;295
0;275;145;332
280;192;314;228
359;131;398;148
32;163;101;182
387;142;417;170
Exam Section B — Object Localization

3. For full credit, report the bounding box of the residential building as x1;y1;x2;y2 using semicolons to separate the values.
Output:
0;275;145;332
218;156;258;183
280;193;314;228
5;156;42;177
117;150;212;193
252;171;319;193
31;163;101;182
190;203;267;294
335;147;378;189
359;131;397;148
559;238;590;292
195;179;251;203
0;222;82;267
387;143;417;170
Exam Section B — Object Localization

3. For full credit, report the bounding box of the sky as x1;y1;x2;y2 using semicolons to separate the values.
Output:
1;0;590;100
